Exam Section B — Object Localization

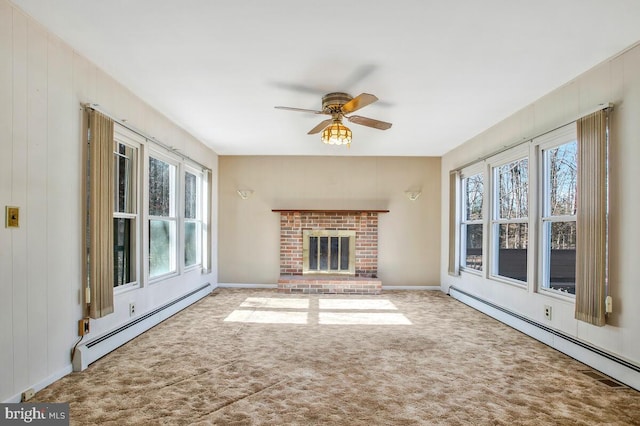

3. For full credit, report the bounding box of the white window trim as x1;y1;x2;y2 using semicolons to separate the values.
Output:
91;105;213;294
488;145;530;287
147;149;180;283
201;169;210;274
113;125;143;294
183;165;204;271
534;124;577;299
453;120;585;304
459;163;485;274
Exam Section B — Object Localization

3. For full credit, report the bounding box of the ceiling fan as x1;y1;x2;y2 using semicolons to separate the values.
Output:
275;92;392;146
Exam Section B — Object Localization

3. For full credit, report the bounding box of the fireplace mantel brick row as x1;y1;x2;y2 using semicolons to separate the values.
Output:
277;211;383;295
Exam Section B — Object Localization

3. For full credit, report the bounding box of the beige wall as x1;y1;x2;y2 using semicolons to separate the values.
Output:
440;42;640;366
219;156;441;286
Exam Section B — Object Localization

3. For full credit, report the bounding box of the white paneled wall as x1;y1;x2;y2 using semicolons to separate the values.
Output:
0;0;14;397
441;42;640;371
0;0;218;402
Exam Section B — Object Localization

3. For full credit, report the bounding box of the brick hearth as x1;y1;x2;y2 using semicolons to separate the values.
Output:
278;275;382;295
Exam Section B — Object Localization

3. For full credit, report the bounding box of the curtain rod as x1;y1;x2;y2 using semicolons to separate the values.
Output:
83;103;212;172
453;102;613;172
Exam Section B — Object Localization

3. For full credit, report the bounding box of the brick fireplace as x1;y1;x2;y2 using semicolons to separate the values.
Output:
273;210;388;294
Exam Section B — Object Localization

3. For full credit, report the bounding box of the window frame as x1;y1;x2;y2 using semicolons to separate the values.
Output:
535;124;578;299
459;164;485;273
113;125;143;293
488;146;530;286
147;150;179;281
183;165;204;270
451;118;593;307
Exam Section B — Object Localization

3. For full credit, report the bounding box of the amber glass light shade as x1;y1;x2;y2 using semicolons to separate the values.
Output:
321;122;352;146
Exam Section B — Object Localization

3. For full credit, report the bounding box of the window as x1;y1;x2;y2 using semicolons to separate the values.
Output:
460;172;483;271
184;169;203;268
538;127;577;295
452;118;599;303
100;113;211;300
492;156;529;283
113;129;140;290
149;155;177;278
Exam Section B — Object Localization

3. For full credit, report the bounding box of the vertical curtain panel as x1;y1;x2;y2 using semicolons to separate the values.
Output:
574;109;608;326
87;109;115;319
448;171;460;276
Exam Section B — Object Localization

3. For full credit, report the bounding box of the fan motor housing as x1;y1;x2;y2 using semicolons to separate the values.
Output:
322;92;352;112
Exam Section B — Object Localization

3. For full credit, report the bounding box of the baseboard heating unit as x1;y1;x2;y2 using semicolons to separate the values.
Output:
448;286;640;391
73;283;212;372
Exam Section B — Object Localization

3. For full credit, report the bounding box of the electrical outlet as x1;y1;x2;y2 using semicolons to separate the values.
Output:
544;305;552;320
78;318;90;336
129;303;136;317
21;388;35;402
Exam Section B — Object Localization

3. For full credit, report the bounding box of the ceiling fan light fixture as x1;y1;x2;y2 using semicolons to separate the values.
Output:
276;91;390;147
321;121;352;146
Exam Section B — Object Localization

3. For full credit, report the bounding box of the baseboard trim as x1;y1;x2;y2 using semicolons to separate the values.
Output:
382;285;441;291
3;365;73;403
73;283;212;372
217;283;440;291
449;286;640;391
217;283;278;289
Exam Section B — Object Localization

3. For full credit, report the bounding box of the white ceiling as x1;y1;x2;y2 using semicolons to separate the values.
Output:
11;0;640;156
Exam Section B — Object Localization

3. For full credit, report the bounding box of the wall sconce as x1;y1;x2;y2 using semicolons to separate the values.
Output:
404;190;422;201
237;189;254;200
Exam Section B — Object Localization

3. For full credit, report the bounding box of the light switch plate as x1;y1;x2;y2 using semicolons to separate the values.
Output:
5;206;19;228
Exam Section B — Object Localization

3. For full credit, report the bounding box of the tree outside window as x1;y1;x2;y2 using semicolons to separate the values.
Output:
461;173;483;271
113;141;138;288
149;156;176;278
541;140;577;295
493;158;529;282
184;170;202;268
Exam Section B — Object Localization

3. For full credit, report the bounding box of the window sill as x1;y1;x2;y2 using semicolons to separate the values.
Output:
149;271;179;285
114;283;140;295
460;267;483;277
539;288;575;303
489;274;528;290
183;264;203;273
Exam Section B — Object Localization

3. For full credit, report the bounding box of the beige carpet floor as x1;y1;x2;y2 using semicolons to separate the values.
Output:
34;288;640;425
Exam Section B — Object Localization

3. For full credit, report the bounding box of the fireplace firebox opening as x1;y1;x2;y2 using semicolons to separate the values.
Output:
303;230;356;275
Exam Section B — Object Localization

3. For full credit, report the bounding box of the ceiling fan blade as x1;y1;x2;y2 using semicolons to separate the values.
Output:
341;64;377;90
275;106;326;114
307;118;334;135
347;115;392;130
341;93;378;114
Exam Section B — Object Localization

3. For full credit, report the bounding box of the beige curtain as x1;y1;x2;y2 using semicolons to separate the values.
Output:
448;170;460;276
87;109;115;319
575;109;608;326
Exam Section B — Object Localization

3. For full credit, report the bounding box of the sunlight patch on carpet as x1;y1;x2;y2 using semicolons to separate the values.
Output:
240;297;309;309
319;299;398;310
319;312;412;325
224;310;308;324
225;297;412;325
